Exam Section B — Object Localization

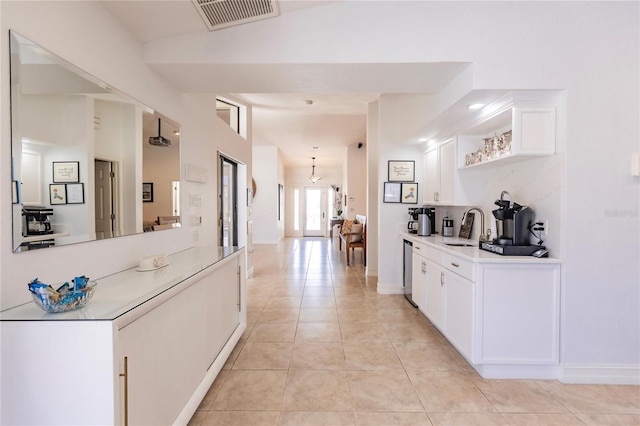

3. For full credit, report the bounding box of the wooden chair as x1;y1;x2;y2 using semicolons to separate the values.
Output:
339;214;366;266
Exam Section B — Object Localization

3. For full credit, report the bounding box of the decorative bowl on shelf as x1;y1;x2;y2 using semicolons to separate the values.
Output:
28;277;97;313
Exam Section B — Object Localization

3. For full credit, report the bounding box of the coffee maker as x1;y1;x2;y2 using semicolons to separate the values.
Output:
22;207;54;237
408;207;436;236
479;193;543;256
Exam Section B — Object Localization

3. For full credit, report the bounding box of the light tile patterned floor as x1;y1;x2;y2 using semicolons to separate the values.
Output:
189;238;640;425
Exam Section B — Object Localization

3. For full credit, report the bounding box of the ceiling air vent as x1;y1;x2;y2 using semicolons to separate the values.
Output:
192;0;280;31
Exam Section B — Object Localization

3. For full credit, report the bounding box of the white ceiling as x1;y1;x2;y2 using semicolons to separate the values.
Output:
101;0;467;169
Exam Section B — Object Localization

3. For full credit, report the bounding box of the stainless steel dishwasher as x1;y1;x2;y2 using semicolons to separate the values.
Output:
403;239;417;307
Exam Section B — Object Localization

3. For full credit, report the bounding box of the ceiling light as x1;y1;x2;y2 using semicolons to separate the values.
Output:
308;157;322;184
467;103;485;110
418;137;428;142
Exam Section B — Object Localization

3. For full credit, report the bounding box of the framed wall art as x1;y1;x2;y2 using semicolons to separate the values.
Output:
142;182;154;203
401;183;418;204
383;182;401;203
11;180;19;204
66;183;85;204
49;184;67;205
388;160;415;182
52;161;79;183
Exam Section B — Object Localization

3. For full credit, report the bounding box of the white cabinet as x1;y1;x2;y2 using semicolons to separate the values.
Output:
456;92;559;170
0;247;246;426
443;270;473;359
422;139;455;204
425;258;444;329
411;244;427;310
401;234;561;379
118;282;209;425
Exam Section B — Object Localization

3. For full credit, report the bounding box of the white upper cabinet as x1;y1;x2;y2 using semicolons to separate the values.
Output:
456;92;559;170
422;139;455;204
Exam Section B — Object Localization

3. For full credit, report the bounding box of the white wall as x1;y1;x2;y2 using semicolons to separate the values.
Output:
252;145;280;244
0;2;251;309
346;144;367;218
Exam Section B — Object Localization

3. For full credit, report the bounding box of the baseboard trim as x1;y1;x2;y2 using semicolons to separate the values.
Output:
377;281;404;295
560;364;640;384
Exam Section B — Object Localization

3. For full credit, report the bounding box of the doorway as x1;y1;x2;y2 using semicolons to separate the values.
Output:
303;186;326;237
219;154;238;247
94;159;117;239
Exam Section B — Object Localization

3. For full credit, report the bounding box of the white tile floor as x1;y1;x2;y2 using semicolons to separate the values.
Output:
189;237;640;425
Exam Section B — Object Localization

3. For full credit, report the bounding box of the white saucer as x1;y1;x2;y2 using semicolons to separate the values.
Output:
136;263;169;272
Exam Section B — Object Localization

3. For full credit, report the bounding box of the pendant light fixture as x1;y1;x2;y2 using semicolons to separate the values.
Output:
308;157;322;184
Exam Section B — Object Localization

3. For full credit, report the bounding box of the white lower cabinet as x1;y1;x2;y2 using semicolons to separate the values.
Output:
443;270;473;359
0;248;245;426
411;244;427;311
404;235;561;379
424;259;444;330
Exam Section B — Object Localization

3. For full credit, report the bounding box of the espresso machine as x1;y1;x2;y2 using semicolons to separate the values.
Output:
479;192;544;256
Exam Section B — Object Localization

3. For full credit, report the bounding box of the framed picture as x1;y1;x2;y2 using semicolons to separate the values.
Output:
142;182;154;202
52;161;79;183
401;183;418;204
383;182;401;203
66;183;85;204
388;160;415;182
49;184;67;205
11;180;19;204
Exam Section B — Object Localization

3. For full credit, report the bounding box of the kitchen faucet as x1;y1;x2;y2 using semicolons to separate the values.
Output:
465;207;490;242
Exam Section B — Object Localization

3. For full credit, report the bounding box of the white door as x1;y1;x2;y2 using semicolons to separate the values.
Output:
303;187;325;237
94;159;115;239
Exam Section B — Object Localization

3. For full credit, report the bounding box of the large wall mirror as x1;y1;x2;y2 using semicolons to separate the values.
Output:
10;31;181;253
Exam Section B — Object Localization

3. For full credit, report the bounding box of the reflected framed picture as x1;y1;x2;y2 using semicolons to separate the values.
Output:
388;160;415;182
49;184;67;205
383;182;401;203
66;183;85;204
142;182;153;203
11;180;19;204
401;183;418;204
52;161;79;183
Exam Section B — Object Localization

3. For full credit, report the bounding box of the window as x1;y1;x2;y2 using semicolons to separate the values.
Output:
216;98;240;134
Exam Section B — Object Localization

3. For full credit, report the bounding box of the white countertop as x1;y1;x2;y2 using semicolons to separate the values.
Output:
401;232;561;264
0;246;243;321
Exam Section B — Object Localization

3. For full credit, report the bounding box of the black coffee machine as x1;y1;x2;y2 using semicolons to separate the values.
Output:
22;206;54;237
408;207;436;235
479;192;543;256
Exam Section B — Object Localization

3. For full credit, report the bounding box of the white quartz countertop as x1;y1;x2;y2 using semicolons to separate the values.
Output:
401;232;561;264
0;246;243;322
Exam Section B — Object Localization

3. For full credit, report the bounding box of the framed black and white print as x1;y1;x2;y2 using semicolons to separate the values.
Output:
388;160;415;182
66;183;85;204
52;161;79;183
401;183;418;204
11;180;19;204
142;182;154;202
383;182;401;203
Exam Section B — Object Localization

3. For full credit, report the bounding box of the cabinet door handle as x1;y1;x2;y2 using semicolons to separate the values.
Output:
119;356;129;426
237;265;242;312
451;262;459;268
440;272;445;286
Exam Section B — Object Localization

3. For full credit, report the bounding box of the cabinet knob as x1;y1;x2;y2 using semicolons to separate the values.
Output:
451;262;460;268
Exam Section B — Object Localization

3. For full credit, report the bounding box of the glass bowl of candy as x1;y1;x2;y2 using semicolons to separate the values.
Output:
28;276;97;313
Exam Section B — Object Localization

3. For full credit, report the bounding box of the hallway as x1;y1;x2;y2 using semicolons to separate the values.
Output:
189;238;639;425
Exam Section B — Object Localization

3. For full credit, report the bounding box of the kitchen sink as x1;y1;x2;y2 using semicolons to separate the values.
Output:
444;242;476;247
